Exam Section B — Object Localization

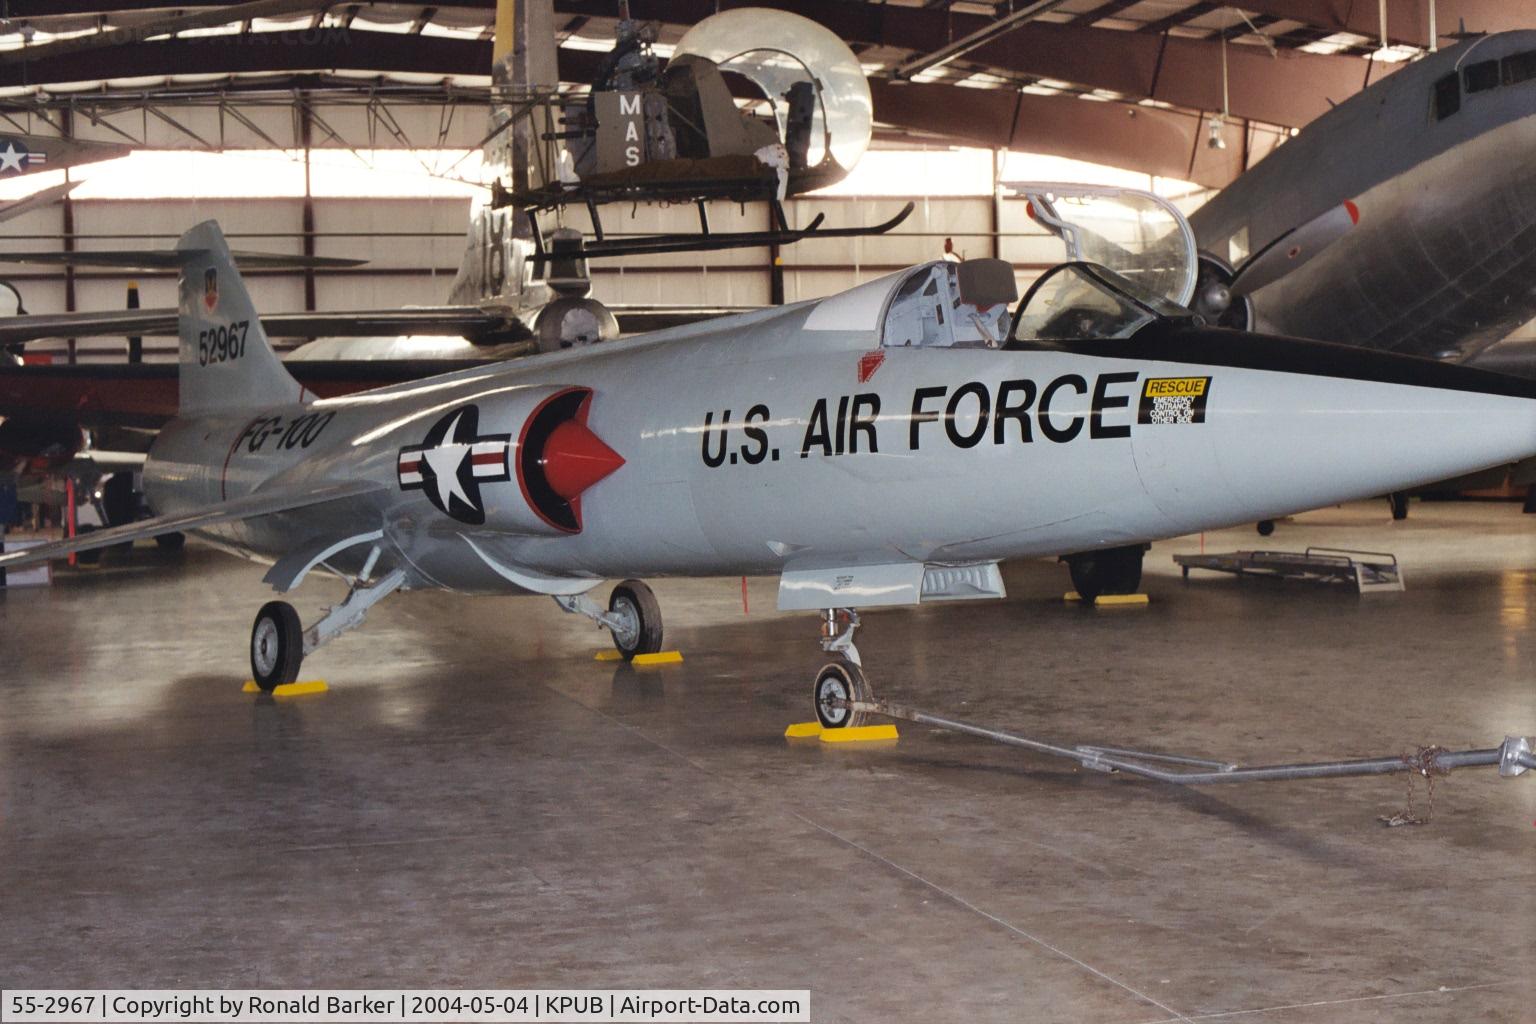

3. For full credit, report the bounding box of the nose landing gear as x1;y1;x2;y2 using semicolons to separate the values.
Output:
813;608;872;729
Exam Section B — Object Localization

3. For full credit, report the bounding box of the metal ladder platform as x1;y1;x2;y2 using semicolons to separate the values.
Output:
1174;546;1404;593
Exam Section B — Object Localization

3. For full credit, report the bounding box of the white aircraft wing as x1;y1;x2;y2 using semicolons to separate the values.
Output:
0;479;387;571
0;181;78;225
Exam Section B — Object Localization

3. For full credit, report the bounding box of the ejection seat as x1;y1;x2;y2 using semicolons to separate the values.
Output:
881;259;1018;348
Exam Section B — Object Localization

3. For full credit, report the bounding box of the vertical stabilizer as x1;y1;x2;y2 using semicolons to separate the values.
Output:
448;0;557;310
176;220;302;415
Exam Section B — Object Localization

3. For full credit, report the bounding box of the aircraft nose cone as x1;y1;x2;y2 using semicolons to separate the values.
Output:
541;419;624;500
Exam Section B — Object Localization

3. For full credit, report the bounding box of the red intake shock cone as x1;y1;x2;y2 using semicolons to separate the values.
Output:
541;419;625;500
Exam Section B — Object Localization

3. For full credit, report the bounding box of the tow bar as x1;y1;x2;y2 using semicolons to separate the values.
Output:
845;698;1535;785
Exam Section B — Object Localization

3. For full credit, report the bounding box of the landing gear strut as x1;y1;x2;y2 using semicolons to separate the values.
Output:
554;578;665;660
813;608;871;730
247;545;406;691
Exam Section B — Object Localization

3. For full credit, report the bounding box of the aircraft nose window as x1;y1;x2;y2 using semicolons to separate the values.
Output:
1504;51;1536;85
1432;73;1461;121
1464;60;1500;94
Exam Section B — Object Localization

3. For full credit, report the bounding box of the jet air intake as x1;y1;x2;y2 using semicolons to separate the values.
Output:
395;385;622;534
514;386;623;534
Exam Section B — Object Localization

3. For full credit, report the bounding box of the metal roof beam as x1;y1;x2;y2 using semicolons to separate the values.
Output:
561;0;1389;126
866;77;1269;189
0;29;493;89
1217;1;1528;48
891;0;1072;80
0;0;331;65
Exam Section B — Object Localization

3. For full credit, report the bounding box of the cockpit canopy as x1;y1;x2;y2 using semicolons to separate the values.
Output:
873;258;1197;349
1009;262;1200;344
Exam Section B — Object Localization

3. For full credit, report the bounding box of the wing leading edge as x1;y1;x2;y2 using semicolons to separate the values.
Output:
0;479;387;571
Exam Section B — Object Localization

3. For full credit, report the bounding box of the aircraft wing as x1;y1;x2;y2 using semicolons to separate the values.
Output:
0;182;78;225
0;360;495;429
0;307;513;344
0;479;388;571
0;250;364;270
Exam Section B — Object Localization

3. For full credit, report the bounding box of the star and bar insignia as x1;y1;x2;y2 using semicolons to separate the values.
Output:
397;405;510;525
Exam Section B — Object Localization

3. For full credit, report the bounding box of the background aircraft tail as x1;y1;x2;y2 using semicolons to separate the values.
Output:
176;221;303;416
445;0;556;310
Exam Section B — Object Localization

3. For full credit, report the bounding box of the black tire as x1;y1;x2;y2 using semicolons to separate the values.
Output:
1525;488;1536;514
102;473;137;554
250;600;303;692
1256;519;1276;537
155;531;186;552
814;660;872;730
1065;545;1143;602
75;524;102;566
1389;492;1409;521
608;579;663;660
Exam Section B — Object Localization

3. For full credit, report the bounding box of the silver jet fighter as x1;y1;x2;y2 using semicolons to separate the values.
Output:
7;221;1536;730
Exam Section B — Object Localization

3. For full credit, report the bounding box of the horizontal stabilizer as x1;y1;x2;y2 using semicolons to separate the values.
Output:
0;306;509;344
0;249;363;270
0;479;386;571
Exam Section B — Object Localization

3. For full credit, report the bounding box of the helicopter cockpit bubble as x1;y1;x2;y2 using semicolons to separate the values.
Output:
673;8;873;191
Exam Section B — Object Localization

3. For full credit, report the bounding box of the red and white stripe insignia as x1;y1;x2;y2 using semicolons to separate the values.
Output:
397;453;423;486
470;440;507;478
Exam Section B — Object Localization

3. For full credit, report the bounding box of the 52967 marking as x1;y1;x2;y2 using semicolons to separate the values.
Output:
199;319;249;366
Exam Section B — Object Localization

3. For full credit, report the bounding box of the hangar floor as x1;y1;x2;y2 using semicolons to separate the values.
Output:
2;499;1534;1022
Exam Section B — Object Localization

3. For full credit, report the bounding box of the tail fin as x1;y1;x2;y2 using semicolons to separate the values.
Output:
176;220;301;416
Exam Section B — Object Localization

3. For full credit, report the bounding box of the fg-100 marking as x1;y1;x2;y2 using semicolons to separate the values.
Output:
235;410;335;454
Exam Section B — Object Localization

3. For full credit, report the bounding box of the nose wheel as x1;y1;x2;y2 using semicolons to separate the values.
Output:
814;660;872;730
812;607;874;730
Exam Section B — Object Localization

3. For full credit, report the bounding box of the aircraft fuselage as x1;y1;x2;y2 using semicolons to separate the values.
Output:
146;303;1536;597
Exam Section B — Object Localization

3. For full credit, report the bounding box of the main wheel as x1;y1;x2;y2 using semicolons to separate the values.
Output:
1389;492;1409;521
814;660;871;730
1256;519;1276;537
1065;545;1144;603
75;524;102;566
155;531;186;552
608;579;663;660
102;473;137;554
251;601;303;692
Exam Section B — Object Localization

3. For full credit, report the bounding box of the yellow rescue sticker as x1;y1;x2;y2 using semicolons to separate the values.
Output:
1142;376;1208;398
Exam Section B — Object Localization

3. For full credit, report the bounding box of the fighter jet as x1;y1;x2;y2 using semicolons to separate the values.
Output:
5;218;1536;737
1190;30;1536;363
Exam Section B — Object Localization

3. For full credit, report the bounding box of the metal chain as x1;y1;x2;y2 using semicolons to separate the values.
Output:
1380;746;1451;827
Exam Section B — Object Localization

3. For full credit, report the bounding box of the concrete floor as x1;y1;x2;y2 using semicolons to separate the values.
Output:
2;499;1534;1022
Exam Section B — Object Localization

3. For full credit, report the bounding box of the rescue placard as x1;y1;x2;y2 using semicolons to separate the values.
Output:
1138;376;1211;425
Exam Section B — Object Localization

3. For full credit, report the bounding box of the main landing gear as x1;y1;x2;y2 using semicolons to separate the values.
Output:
248;545;406;691
1061;544;1146;602
554;578;665;661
